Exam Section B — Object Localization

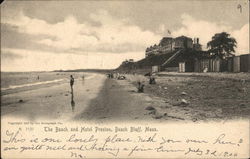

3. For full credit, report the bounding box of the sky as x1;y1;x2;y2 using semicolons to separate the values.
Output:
1;0;249;72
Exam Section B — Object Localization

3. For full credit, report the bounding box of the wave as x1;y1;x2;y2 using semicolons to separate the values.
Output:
1;79;65;91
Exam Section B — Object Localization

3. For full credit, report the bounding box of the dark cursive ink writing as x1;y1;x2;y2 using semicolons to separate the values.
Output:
213;133;237;145
3;129;26;143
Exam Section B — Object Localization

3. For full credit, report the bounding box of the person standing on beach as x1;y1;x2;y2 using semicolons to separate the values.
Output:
70;75;74;92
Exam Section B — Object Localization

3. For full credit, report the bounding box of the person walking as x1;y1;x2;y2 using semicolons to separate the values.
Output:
70;75;74;93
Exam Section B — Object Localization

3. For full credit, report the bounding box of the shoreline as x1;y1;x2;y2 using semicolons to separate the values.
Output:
1;71;249;122
1;72;96;96
1;73;104;121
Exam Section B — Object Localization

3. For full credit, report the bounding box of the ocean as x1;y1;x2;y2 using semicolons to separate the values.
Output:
1;72;87;95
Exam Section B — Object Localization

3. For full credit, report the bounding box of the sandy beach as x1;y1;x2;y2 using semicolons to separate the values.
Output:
1;72;250;123
1;72;159;123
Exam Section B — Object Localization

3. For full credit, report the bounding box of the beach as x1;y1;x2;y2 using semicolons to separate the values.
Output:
1;71;250;122
1;72;100;121
1;72;158;123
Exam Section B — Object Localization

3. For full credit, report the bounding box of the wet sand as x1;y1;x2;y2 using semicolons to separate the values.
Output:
1;73;103;121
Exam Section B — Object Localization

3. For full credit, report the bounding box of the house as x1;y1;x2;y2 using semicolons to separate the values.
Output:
160;49;214;72
145;35;198;57
143;34;249;73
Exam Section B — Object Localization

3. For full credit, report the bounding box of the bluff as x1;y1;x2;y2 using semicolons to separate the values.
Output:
116;49;207;74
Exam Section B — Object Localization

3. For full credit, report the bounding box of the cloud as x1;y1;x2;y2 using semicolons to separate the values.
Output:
156;24;166;34
1;48;144;72
232;23;249;55
2;10;161;53
1;50;23;60
3;11;248;72
172;13;249;54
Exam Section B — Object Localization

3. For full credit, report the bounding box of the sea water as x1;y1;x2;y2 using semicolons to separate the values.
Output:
1;71;87;93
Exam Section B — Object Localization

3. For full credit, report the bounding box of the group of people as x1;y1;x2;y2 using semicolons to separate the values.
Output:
69;72;155;94
107;72;126;80
107;73;114;78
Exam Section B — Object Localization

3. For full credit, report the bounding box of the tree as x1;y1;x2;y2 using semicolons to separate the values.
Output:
207;32;237;59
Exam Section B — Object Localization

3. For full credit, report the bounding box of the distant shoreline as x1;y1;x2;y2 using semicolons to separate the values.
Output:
1;69;114;73
53;69;113;73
